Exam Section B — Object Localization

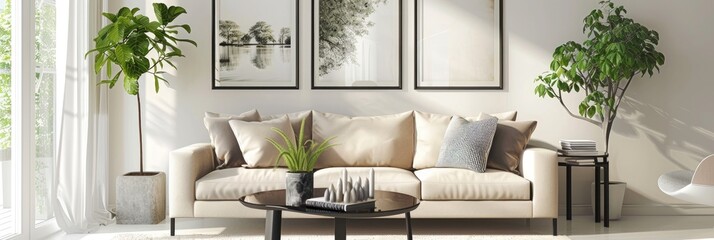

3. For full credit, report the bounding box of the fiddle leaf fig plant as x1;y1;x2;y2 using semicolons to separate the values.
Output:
267;117;336;173
534;0;664;152
86;3;196;173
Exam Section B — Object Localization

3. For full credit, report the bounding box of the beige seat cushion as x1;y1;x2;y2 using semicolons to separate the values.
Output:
314;167;421;198
312;111;415;169
195;168;289;200
414;168;530;200
413;111;517;169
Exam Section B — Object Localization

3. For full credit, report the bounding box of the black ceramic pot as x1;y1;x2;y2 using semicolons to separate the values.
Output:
285;171;314;206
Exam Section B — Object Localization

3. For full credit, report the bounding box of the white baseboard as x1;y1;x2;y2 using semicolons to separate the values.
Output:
560;204;714;216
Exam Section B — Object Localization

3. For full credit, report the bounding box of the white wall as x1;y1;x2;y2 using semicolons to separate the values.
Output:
107;0;714;214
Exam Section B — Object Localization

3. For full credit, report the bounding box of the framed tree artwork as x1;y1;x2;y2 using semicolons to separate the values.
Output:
416;0;503;89
312;0;403;89
212;0;299;89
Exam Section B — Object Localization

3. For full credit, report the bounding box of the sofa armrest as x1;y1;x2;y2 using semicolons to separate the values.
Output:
520;148;558;218
169;143;215;218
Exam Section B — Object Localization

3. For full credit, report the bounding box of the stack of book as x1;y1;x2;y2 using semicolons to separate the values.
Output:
559;140;598;156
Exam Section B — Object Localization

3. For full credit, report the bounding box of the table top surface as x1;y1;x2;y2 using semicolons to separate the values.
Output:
239;188;420;218
557;151;609;158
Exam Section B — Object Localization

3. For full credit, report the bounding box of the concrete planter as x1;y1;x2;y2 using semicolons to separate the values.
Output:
286;172;313;207
116;172;166;224
591;181;626;220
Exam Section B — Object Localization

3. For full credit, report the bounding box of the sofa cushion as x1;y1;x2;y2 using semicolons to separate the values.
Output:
312;111;415;169
229;115;295;168
262;110;313;143
487;120;538;175
435;116;498;172
195;168;289;200
314;167;421;198
414;168;530;200
203;109;261;169
413;111;517;169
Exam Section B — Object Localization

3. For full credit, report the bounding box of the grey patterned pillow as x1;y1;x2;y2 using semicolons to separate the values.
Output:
435;116;498;172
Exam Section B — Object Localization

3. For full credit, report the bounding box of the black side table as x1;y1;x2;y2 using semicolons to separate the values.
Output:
558;152;610;227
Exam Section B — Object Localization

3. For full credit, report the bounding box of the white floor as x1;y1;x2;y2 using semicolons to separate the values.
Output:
51;215;714;240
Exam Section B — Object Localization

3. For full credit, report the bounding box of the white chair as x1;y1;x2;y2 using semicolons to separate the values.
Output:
658;154;714;206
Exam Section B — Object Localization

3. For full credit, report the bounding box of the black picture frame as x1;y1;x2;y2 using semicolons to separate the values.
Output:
415;0;503;90
212;0;300;90
311;0;403;90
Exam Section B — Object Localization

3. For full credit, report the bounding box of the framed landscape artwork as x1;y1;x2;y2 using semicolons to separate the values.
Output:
312;0;403;89
212;0;299;89
416;0;502;89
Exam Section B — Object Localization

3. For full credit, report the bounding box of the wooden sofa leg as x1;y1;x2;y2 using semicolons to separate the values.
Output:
552;218;557;236
170;218;175;236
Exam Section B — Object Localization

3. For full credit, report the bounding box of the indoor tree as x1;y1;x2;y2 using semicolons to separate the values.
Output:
534;0;665;153
86;3;196;174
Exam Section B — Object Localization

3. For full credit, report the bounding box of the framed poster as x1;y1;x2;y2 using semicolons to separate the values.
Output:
212;0;299;89
312;0;403;89
416;0;502;89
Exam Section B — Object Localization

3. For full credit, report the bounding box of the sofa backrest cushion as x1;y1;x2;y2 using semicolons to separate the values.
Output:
262;110;313;143
313;111;415;169
487;120;537;175
229;115;295;168
413;111;517;169
203;109;261;169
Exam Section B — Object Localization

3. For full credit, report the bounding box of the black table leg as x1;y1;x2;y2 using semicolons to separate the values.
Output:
594;160;601;223
566;165;572;220
552;218;558;236
335;218;346;240
406;212;413;240
170;218;175;236
265;210;282;240
604;158;610;228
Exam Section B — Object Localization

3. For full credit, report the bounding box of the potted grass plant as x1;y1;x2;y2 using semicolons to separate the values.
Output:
86;3;195;224
267;117;336;206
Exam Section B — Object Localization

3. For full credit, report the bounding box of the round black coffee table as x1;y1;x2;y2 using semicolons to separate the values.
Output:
239;188;420;240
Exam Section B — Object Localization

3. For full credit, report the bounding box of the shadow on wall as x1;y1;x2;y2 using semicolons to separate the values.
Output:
615;95;714;171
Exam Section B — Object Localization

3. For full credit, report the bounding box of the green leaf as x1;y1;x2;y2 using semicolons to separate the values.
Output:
107;24;123;43
134;15;150;27
154;75;160;93
102;13;117;22
152;3;169;25
117;7;131;17
123;75;139;95
167;6;187;23
114;44;132;63
168;24;192;33
587;106;596;118
94;53;106;74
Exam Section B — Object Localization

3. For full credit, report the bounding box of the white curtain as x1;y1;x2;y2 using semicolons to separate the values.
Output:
53;0;112;233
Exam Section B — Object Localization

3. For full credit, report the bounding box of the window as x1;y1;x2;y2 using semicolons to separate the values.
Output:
0;0;58;238
33;0;55;225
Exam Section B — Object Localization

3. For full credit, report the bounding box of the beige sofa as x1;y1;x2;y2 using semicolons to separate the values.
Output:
168;111;558;235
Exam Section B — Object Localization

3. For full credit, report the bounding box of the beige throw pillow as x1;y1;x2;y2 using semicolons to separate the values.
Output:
313;111;415;169
229;115;295;168
412;111;518;169
487;120;538;175
203;109;260;168
262;110;312;142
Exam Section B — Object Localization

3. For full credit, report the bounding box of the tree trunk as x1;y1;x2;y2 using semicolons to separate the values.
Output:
602;111;615;154
137;93;144;174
